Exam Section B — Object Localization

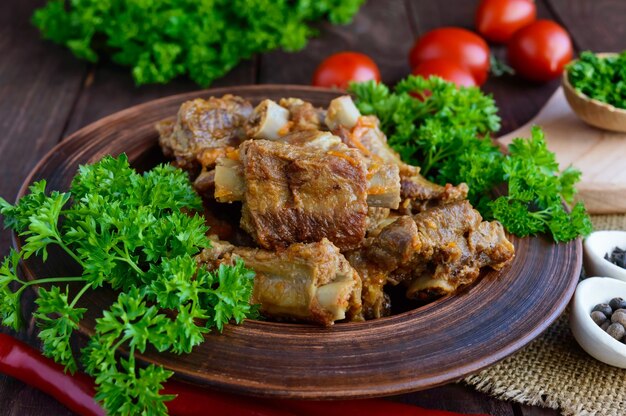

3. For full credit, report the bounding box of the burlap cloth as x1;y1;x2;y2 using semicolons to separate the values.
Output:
464;215;626;415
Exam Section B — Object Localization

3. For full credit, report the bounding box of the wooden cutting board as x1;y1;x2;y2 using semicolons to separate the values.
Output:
497;87;626;214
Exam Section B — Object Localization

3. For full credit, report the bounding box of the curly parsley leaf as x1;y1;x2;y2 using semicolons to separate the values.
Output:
490;127;593;242
567;50;626;110
32;0;365;86
1;154;257;415
35;285;87;373
0;249;26;331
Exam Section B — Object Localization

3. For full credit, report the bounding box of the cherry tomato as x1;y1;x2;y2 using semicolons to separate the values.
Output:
409;27;490;85
475;0;536;43
411;59;477;88
507;20;573;82
312;52;381;89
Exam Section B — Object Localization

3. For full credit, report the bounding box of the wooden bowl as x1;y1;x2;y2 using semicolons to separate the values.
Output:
562;53;626;133
16;85;582;399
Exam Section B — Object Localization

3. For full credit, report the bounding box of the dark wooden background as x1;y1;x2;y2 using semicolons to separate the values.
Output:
0;0;624;414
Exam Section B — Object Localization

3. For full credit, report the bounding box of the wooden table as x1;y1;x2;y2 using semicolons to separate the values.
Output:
1;0;624;414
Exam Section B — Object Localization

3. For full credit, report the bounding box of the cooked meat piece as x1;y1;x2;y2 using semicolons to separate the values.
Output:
279;129;400;208
279;98;325;131
399;173;469;214
156;119;175;158
347;214;415;319
196;236;237;270
278;130;343;150
194;169;215;196
366;216;420;274
157;95;253;171
468;220;516;271
365;207;390;234
198;238;363;326
363;201;515;301
405;220;515;300
245;99;290;140
279;129;401;208
344;250;390;320
214;156;245;203
366;161;401;209
238;139;369;251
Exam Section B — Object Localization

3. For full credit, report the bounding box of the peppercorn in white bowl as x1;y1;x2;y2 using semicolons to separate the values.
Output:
570;277;626;368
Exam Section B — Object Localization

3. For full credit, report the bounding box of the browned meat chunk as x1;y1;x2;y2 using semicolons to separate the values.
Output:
344;250;390;320
363;201;515;301
239;139;369;251
197;238;362;326
157;95;253;172
279;98;325;132
399;173;469;214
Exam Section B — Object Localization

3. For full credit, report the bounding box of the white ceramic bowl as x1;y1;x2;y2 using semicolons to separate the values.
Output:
583;231;626;281
570;277;626;368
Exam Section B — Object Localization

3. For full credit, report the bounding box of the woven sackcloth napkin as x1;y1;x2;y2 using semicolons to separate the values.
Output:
464;214;626;416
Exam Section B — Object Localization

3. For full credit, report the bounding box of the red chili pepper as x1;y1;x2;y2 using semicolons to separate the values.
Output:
0;333;489;416
0;333;103;416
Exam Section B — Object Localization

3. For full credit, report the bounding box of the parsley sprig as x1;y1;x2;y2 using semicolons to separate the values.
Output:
0;154;256;415
32;0;364;86
349;76;592;242
567;50;626;110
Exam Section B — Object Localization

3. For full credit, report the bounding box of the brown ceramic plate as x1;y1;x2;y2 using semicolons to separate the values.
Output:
17;85;582;399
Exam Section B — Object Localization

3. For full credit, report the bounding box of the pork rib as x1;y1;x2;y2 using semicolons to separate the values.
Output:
197;238;363;326
239;139;369;251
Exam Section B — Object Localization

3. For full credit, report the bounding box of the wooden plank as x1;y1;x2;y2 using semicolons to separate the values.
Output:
392;384;515;415
64;58;256;137
406;0;563;134
547;0;626;52
258;0;413;86
0;0;87;414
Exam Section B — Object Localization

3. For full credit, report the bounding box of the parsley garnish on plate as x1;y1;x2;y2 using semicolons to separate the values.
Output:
567;51;626;110
349;76;592;242
0;154;256;415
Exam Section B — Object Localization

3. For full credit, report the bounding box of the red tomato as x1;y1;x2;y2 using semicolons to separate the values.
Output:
409;27;490;85
411;59;477;88
507;20;573;82
475;0;536;43
312;52;381;89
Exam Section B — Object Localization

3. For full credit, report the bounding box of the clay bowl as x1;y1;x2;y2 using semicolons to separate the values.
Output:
562;53;626;133
16;85;582;399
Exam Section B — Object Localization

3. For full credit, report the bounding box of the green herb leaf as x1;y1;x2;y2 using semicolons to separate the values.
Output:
567;50;626;110
32;0;365;86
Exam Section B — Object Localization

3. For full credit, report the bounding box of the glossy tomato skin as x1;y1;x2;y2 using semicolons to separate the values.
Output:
411;59;477;88
507;20;573;82
409;27;490;85
312;52;381;89
475;0;536;43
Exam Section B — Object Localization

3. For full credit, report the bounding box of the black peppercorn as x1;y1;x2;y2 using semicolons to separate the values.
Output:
592;303;613;317
609;297;626;311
